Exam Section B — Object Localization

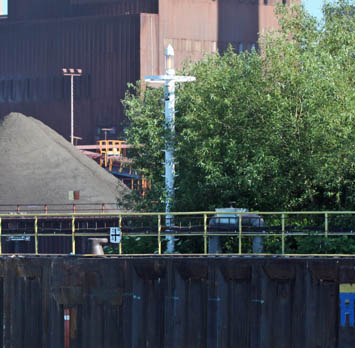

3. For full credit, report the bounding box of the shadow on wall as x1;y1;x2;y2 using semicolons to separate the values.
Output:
218;0;259;53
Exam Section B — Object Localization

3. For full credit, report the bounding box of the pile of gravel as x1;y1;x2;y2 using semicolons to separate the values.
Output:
0;113;130;212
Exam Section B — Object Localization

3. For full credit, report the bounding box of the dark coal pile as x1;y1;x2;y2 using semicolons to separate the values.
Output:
0;113;130;211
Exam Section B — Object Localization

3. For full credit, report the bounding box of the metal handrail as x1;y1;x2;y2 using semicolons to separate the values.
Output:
0;211;353;256
0;210;354;217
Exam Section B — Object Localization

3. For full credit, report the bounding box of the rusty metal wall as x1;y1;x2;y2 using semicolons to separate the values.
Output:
158;0;301;73
7;0;158;21
157;0;293;74
0;14;141;143
0;0;300;142
140;13;159;80
0;255;354;347
218;0;259;52
158;0;219;74
218;0;301;53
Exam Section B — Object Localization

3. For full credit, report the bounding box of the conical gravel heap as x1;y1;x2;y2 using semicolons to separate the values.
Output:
0;113;130;211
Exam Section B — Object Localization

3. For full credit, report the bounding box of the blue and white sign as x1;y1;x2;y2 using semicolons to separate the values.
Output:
340;284;355;327
110;227;122;244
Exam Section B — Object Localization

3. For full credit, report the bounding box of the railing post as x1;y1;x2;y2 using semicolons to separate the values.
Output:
158;214;162;255
72;216;76;255
35;216;38;255
239;214;242;255
119;215;122;255
281;213;285;255
325;213;328;238
0;217;2;255
204;214;208;255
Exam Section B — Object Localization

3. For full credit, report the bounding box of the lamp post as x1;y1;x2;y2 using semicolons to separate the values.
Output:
101;128;113;141
145;45;196;253
62;68;83;145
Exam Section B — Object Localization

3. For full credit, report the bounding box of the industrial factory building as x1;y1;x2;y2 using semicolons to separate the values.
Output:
0;0;297;143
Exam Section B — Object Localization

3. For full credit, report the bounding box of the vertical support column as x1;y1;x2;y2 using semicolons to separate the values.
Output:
34;216;38;255
145;45;195;254
62;69;82;145
281;213;285;255
165;79;176;254
158;214;162;255
325;213;328;238
72;216;76;255
70;74;74;145
204;214;208;255
238;214;242;254
119;215;122;255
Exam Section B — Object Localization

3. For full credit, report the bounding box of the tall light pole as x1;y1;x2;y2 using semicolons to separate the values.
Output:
62;68;83;145
145;45;196;253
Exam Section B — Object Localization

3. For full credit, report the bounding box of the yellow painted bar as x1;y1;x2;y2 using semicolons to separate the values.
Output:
282;214;285;255
204;214;207;255
0;210;354;218
119;215;122;255
72;216;76;255
340;284;355;293
325;213;328;238
37;234;73;237
238;214;242;255
0;252;355;257
0;211;352;256
34;216;38;255
0;217;2;255
158;215;162;255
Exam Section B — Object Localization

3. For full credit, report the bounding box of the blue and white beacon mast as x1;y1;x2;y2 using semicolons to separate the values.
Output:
145;45;196;253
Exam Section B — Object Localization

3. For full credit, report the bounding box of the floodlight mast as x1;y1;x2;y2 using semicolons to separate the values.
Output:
62;68;83;145
145;45;196;253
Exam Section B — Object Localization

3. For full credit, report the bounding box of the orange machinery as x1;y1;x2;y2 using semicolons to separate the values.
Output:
76;140;150;196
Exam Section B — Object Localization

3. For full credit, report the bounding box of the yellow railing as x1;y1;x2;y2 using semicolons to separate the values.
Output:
98;140;126;168
0;211;353;256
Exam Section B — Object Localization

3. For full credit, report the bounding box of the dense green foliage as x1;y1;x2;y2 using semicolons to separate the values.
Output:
123;1;354;213
121;1;354;253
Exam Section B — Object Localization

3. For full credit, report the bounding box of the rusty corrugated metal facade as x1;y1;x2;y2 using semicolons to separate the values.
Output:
0;0;298;143
7;0;158;21
0;255;354;347
0;14;141;142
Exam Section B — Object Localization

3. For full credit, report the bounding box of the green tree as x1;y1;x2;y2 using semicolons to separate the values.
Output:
123;0;355;215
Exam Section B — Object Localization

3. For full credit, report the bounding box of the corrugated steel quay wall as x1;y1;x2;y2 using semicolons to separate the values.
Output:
1;255;355;347
0;15;141;143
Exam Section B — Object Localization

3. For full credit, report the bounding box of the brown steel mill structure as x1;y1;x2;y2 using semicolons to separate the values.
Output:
0;0;299;143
